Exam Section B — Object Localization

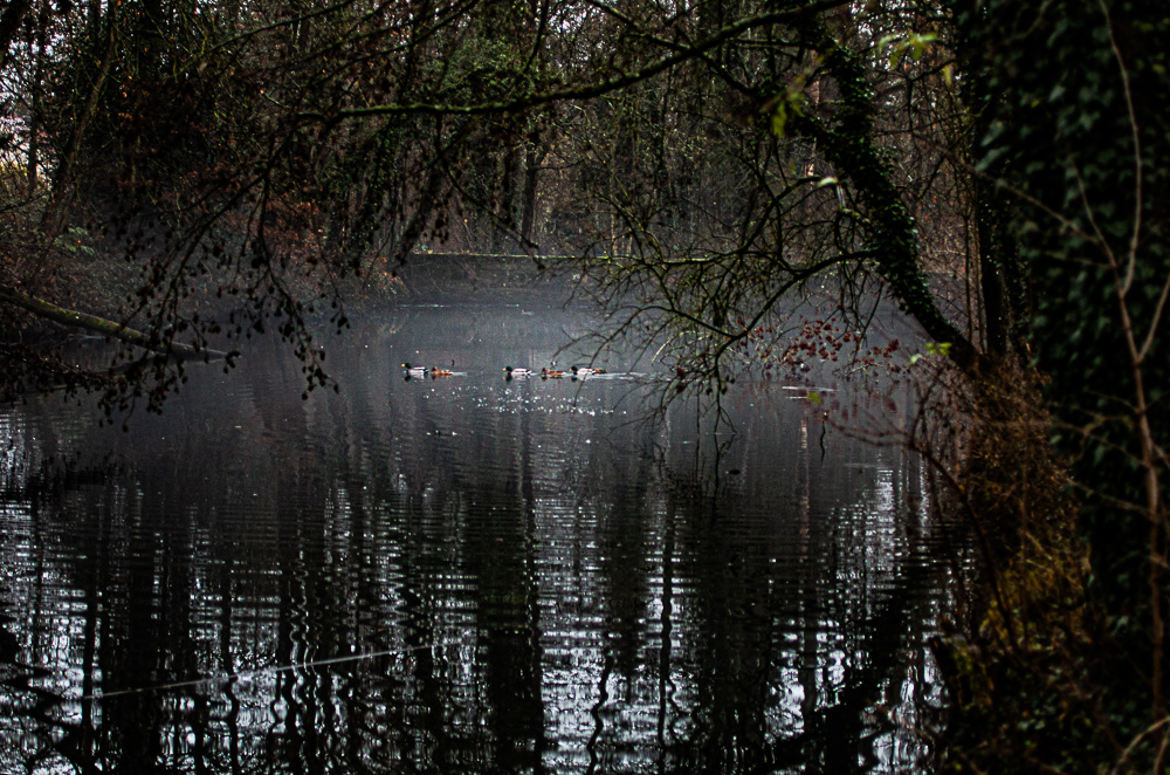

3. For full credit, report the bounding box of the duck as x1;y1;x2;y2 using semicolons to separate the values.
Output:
541;367;567;379
571;365;607;378
401;362;428;379
431;367;454;378
504;366;534;379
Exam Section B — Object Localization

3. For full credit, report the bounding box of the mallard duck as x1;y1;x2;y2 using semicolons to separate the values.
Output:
541;367;566;379
431;367;454;378
504;366;533;379
571;365;607;378
401;362;428;379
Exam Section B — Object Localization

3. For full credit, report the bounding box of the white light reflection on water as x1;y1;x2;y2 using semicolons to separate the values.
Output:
0;303;974;773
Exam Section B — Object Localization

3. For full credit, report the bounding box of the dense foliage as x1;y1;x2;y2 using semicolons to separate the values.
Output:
946;1;1170;770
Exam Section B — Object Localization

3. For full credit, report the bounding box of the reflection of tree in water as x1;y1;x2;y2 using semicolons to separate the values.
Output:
0;312;967;773
468;397;546;770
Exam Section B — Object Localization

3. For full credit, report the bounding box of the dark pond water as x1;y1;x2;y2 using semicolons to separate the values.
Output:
0;302;968;774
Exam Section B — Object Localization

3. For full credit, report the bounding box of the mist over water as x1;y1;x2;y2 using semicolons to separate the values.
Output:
0;300;969;773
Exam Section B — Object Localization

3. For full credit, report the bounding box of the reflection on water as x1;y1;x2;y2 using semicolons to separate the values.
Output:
0;303;968;773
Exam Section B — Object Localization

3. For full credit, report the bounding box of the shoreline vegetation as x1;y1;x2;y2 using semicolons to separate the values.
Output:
917;360;1096;772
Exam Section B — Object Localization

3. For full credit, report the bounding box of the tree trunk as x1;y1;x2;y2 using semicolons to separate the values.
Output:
519;133;544;253
0;285;228;360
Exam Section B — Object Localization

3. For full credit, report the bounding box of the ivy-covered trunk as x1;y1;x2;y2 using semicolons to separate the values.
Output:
948;0;1170;769
795;21;981;373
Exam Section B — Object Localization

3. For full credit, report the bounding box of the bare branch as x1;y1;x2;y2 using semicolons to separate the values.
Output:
300;4;847;121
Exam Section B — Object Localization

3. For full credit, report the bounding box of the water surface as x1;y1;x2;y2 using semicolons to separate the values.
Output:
0;302;965;773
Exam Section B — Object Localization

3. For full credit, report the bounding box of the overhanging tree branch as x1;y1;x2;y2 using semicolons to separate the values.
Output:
793;20;980;372
299;2;848;121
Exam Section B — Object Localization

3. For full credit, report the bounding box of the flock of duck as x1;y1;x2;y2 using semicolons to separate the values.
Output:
401;363;608;381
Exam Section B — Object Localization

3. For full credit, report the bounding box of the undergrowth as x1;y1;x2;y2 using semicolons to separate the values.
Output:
911;359;1139;772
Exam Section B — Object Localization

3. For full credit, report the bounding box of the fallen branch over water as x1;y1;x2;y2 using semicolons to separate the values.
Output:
0;283;230;361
